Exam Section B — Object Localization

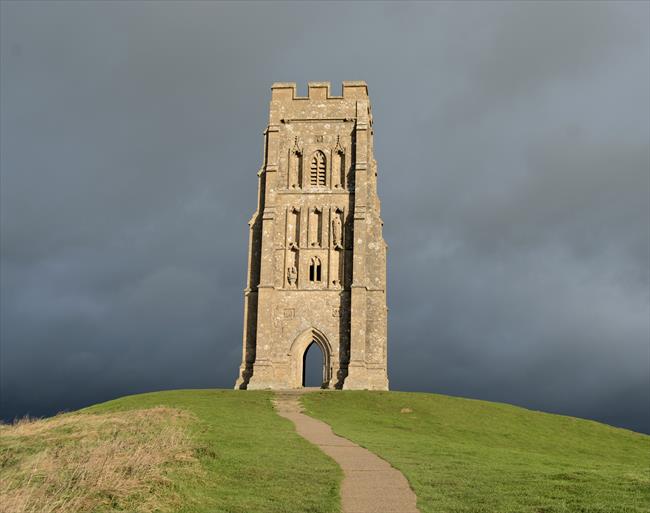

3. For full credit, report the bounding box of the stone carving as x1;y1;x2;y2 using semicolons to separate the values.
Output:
332;213;343;249
291;136;302;153
287;265;297;287
334;135;345;155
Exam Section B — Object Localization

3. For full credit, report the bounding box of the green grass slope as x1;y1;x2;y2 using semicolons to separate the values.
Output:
84;390;341;513
4;389;647;513
302;391;650;513
1;390;340;513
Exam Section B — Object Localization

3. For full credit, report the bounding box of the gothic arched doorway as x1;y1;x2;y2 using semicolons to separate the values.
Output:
303;342;325;387
289;328;332;388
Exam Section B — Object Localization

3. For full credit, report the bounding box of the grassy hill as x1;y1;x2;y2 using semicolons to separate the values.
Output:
303;391;650;513
1;389;647;513
1;390;340;513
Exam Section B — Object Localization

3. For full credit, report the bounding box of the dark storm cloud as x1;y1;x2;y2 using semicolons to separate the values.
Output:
1;1;648;433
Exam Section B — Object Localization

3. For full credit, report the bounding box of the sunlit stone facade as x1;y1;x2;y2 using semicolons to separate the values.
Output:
235;81;388;390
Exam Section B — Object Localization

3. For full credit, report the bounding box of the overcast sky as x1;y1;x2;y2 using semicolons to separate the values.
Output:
1;1;649;433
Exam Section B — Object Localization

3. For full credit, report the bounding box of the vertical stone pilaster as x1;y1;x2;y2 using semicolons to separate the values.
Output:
344;105;371;388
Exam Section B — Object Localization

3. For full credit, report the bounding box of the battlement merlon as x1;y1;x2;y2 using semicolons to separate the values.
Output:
268;81;372;126
270;81;369;101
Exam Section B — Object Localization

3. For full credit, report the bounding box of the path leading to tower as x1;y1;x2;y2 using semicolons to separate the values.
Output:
273;390;420;513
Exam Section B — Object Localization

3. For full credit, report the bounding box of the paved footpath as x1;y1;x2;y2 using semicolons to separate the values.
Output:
273;390;420;513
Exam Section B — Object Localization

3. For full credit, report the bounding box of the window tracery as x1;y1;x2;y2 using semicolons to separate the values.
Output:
310;151;326;186
309;256;322;283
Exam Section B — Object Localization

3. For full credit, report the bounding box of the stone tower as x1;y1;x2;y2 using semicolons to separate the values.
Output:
235;81;388;390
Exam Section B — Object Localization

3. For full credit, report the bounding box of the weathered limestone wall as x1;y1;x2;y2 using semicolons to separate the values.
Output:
235;82;388;390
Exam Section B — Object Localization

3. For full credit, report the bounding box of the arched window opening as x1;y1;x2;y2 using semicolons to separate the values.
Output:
309;257;322;283
303;341;324;387
310;151;326;186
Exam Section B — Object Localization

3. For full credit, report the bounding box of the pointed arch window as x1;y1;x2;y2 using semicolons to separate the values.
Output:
310;151;326;186
309;256;322;282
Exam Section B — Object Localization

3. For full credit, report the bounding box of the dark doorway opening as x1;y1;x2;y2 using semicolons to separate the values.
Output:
303;341;324;387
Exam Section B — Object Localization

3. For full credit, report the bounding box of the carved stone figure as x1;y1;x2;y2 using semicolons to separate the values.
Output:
332;214;343;249
287;265;297;287
235;81;388;391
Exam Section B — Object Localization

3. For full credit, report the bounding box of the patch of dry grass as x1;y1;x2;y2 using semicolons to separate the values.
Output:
0;407;201;513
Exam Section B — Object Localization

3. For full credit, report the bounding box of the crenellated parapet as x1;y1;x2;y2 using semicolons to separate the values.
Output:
271;81;368;101
269;81;372;128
